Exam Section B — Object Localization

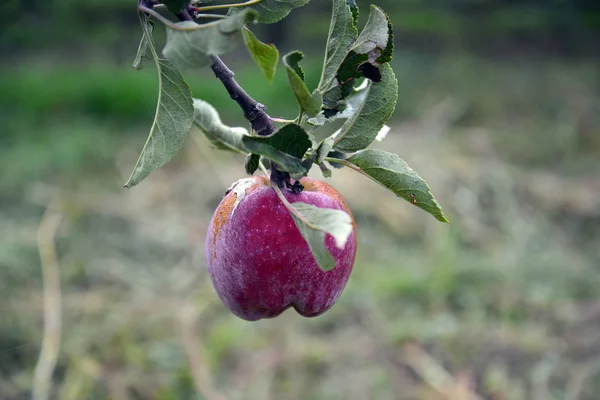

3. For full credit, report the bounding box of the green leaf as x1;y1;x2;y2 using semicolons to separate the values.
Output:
332;64;397;152
352;5;394;65
193;98;249;152
242;28;279;82
316;137;335;164
318;0;359;94
315;78;368;125
163;10;257;69
194;101;310;177
319;162;332;178
346;149;449;222
242;123;311;175
320;4;394;113
246;123;310;159
194;99;311;177
332;5;393;85
245;153;260;175
132;20;154;70
124;16;194;189
230;0;311;24
347;0;359;25
290;202;353;271
283;51;322;117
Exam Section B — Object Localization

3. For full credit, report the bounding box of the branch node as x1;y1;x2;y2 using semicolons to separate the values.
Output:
245;103;267;123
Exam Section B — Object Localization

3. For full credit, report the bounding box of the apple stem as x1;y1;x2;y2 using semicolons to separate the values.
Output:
269;167;291;188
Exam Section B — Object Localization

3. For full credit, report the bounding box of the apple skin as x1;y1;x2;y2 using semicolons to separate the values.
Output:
205;176;357;321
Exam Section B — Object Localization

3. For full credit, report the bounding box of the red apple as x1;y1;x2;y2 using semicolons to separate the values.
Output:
205;176;357;321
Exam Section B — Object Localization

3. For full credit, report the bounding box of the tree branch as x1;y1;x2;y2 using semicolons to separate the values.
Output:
174;6;275;136
209;55;275;137
173;3;289;186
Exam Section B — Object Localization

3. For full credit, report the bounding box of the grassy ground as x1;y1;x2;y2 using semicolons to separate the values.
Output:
1;49;600;399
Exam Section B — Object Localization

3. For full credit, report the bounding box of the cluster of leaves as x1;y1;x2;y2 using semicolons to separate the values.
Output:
125;0;447;270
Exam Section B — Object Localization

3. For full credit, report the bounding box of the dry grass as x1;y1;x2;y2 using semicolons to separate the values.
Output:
1;55;600;399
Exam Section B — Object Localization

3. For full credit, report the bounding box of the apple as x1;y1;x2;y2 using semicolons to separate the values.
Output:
205;176;357;321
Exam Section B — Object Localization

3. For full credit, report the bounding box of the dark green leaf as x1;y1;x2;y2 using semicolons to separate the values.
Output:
242;124;311;175
328;161;345;169
163;10;257;69
251;123;311;159
332;4;393;85
327;150;347;169
242;28;279;82
347;0;359;25
193;100;310;178
352;5;393;65
333;64;397;152
321;51;366;110
320;4;394;113
290;202;353;271
318;0;359;94
245;153;260;175
242;123;311;161
316;78;368;124
230;0;311;24
283;51;322;117
346;149;448;222
124;16;194;188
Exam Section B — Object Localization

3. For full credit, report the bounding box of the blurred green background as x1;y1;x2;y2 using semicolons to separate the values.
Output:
1;0;600;399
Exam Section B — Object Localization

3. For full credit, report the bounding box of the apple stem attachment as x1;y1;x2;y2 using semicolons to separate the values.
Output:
270;166;291;188
267;166;303;193
290;181;304;194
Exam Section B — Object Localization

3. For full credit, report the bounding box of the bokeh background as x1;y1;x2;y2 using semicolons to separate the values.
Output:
1;0;600;399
